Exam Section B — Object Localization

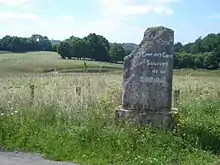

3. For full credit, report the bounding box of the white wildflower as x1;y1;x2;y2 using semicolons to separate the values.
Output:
153;158;158;161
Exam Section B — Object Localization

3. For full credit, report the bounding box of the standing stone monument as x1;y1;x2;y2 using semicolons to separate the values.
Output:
115;26;174;128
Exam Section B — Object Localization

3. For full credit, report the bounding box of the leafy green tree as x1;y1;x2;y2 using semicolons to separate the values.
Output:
173;53;181;68
84;33;111;62
109;43;126;62
10;37;17;51
174;33;220;69
201;34;219;52
52;44;58;52
213;46;220;64
39;36;53;51
0;34;52;52
204;52;218;69
179;53;195;68
67;37;90;59
26;37;38;51
181;43;194;53
1;35;13;51
194;54;205;69
190;37;203;54
57;41;72;59
174;42;183;52
0;39;2;50
30;34;52;51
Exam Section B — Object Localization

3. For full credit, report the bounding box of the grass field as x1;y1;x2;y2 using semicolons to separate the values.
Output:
0;51;122;74
0;51;220;164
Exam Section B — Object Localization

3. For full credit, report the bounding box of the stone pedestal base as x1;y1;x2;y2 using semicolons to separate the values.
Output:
115;109;175;129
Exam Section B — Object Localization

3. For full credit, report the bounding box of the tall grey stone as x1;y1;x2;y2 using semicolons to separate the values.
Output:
116;26;174;128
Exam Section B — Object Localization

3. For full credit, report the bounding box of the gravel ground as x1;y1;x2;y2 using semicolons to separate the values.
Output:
0;152;80;165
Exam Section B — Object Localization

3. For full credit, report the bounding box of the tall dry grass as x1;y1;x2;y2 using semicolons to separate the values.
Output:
0;72;219;109
0;71;220;164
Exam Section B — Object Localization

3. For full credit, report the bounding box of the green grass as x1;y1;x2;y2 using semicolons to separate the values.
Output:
0;52;220;164
173;68;220;77
0;51;122;74
0;96;219;165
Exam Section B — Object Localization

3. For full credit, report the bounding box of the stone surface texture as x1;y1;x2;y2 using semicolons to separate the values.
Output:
118;26;174;127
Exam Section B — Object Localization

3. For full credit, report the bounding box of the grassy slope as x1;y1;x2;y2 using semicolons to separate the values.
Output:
0;51;122;74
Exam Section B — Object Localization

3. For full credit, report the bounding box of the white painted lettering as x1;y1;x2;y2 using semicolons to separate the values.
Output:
152;69;158;73
151;69;166;74
146;61;169;66
160;70;166;74
141;52;172;58
140;76;166;83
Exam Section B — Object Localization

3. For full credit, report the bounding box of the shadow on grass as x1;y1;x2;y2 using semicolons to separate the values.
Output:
177;125;220;155
175;99;220;155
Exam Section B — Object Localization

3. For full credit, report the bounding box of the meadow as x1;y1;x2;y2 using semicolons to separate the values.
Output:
0;51;220;164
0;51;122;74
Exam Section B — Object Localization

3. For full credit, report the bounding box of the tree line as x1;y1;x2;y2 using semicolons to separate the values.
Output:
54;33;127;62
174;33;220;69
0;32;220;69
0;33;128;63
0;34;53;52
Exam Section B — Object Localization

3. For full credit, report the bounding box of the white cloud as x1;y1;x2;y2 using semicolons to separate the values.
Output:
0;11;39;21
0;0;36;12
159;0;180;3
0;0;180;44
100;0;179;17
0;10;144;43
0;0;29;6
79;19;145;43
0;12;80;39
208;14;220;19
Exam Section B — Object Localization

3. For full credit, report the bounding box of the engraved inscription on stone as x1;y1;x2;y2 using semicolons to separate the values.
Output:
139;51;171;84
122;26;174;113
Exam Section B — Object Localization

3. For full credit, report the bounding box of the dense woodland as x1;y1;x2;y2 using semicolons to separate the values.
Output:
0;32;220;69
